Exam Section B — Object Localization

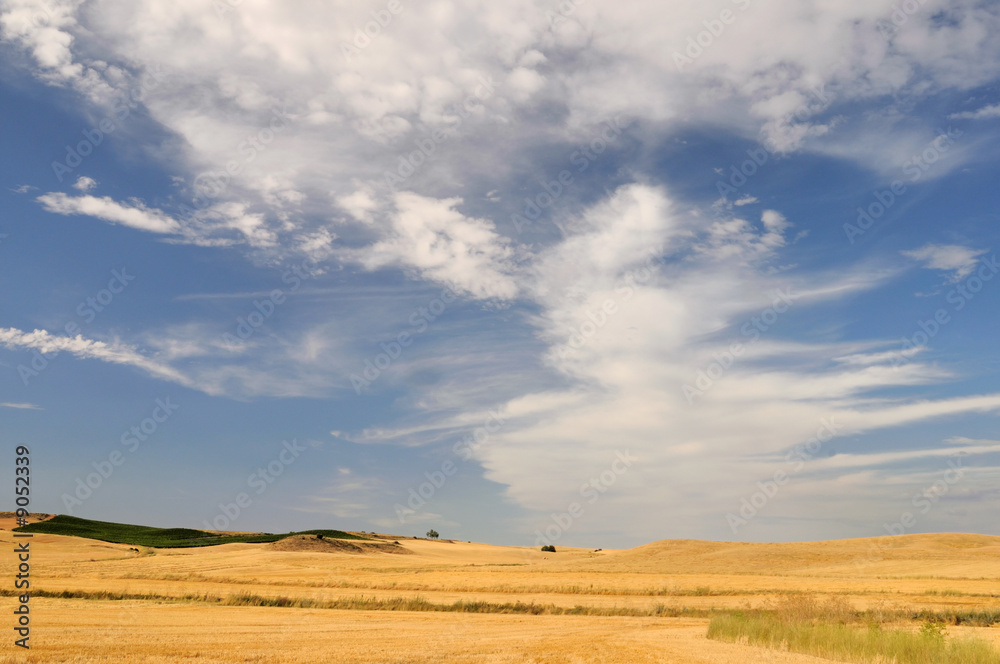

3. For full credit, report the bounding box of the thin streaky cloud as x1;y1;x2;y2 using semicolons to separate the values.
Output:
949;103;1000;120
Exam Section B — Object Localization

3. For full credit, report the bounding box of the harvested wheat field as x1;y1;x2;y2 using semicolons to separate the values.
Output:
3;517;1000;663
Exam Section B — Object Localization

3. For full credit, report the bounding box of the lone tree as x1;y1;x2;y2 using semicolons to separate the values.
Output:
426;529;439;539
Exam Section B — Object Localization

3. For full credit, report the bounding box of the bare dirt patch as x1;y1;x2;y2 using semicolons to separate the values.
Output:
0;511;52;530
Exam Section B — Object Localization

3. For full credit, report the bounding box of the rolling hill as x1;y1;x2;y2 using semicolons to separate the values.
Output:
13;514;372;548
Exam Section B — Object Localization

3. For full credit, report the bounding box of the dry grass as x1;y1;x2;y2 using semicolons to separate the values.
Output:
2;528;1000;662
707;595;1000;663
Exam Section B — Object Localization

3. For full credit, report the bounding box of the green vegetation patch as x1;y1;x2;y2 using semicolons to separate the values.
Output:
14;515;369;548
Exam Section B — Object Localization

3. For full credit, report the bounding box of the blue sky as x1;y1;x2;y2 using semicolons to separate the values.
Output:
1;0;999;548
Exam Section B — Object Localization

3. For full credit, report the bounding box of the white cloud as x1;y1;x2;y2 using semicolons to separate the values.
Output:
0;327;193;388
0;402;42;410
0;319;363;400
189;201;276;248
692;209;792;264
834;346;924;366
532;184;677;306
352;185;1000;542
71;175;97;191
0;0;116;100
35;192;292;250
949;103;1000;119
902;244;988;283
347;192;518;301
805;438;1000;471
137;320;358;399
36;193;181;234
6;0;998;268
945;436;1000;446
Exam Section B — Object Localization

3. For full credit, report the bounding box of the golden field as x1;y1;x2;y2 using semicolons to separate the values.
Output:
2;516;1000;663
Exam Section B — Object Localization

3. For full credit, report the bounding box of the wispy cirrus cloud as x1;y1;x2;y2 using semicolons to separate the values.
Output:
0;327;195;389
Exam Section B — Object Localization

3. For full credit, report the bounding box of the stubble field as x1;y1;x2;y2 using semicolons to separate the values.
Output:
2;516;999;663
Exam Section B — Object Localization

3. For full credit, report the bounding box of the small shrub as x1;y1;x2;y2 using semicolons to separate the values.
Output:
919;621;946;644
541;545;556;552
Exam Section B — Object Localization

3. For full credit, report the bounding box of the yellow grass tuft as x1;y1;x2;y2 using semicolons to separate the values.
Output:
707;595;1000;664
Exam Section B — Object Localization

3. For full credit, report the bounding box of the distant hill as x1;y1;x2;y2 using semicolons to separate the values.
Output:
548;533;1000;578
13;514;370;548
